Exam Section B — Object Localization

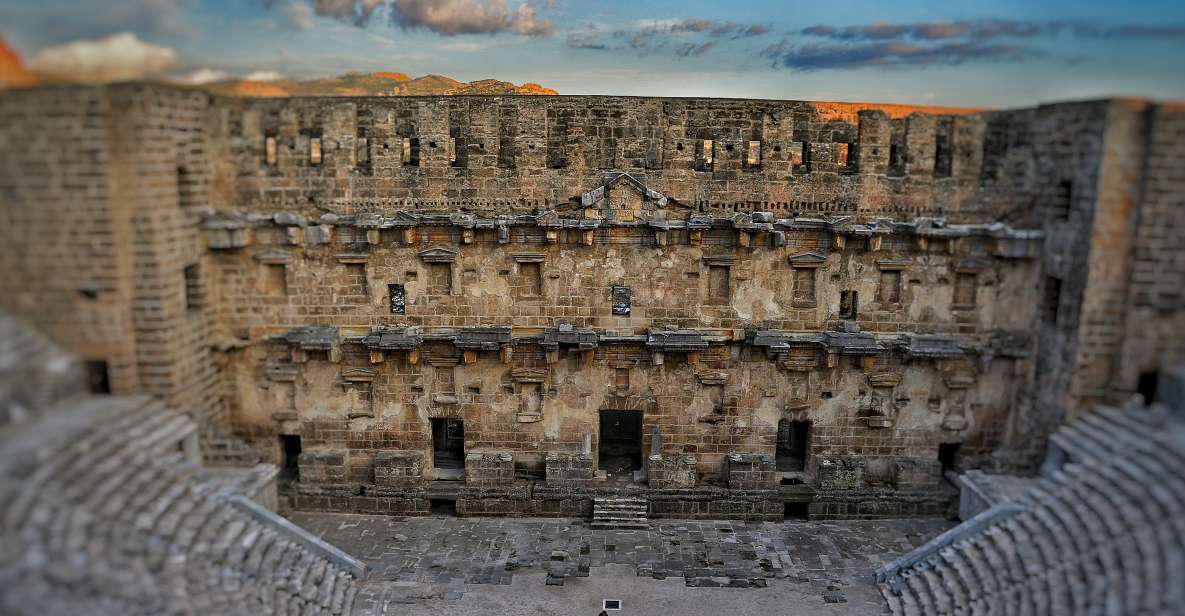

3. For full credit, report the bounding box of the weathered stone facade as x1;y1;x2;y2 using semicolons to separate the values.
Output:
2;86;1181;521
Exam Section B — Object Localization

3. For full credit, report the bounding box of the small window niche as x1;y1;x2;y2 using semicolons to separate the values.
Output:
389;283;406;314
343;262;368;297
183;264;202;311
788;252;824;307
418;248;457;296
696;139;714;171
614;368;630;392
429;263;452;295
309;137;323;165
86;360;111;394
934;128;953;178
402;137;421;166
264;135;278;166
953;272;977;308
1043;276;1062;324
788;141;805;171
707;265;730;303
611;285;632;316
280;434;301;482
746;140;762;168
1051;179;1072;220
878;269;902;304
888;140;905;176
837;142;856;173
355;131;370;167
265;263;287;295
839;290;859;320
345;379;373;418
793;267;816;304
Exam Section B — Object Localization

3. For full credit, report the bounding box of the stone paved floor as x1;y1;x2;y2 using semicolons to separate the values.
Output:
289;512;952;614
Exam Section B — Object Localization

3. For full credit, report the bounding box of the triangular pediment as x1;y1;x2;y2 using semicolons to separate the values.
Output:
578;171;689;223
417;247;457;263
788;251;827;266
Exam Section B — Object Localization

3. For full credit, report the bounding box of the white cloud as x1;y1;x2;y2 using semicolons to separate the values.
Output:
173;67;231;84
243;70;286;82
28;32;178;83
283;2;316;30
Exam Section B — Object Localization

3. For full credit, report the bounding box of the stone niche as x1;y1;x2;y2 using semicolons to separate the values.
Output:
298;450;348;485
647;453;698;489
545;452;594;487
726;453;777;490
892;457;944;490
466;451;515;487
816;455;867;491
373;450;425;488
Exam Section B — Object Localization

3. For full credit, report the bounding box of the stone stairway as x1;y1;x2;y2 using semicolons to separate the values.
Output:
591;496;649;529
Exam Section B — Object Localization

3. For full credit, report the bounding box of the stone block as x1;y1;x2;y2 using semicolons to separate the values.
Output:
893;457;943;490
465;451;515;487
545;452;594;487
373;450;425;488
647;453;698;489
298;450;348;484
726;453;776;490
816;456;867;491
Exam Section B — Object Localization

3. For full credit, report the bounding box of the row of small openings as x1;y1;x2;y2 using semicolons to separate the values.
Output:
264;135;461;168
691;139;855;174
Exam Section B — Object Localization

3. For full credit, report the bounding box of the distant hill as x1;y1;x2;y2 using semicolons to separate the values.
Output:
0;37;38;88
196;72;558;97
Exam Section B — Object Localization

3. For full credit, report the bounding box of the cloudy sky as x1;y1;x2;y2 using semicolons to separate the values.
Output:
3;0;1185;107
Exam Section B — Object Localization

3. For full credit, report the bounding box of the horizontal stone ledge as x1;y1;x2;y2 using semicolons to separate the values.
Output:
203;209;1043;247
264;325;1029;361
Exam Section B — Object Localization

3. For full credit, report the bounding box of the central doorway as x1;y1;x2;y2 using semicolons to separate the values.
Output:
431;417;465;475
599;409;643;481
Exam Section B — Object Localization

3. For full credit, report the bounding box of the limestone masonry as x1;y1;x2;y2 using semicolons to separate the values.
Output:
2;85;1183;523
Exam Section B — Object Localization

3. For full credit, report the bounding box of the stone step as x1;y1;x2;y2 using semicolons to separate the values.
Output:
589;521;650;530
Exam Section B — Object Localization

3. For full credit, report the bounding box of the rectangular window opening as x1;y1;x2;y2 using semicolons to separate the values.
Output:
696;139;714;171
86;360;111;394
1051;179;1072;220
954;272;977;307
879;270;902;304
402;137;420;166
428;262;452;295
389;283;406;314
264;263;287;295
309;137;322;165
793;267;816;303
431;417;465;470
1044;276;1062;324
839;290;858;320
746;140;761;168
708;265;730;303
776;419;810;472
344;263;367;297
614;368;630;391
520;261;542;295
280;434;301;482
265;135;277;166
938;442;961;474
611;285;631;316
184;264;202;311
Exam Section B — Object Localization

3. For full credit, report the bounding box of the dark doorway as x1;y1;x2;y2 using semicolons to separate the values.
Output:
280;434;301;482
938;442;962;474
784;501;810;520
85;360;111;394
430;499;458;516
599;409;643;480
776;419;810;472
431;417;466;469
1137;371;1159;406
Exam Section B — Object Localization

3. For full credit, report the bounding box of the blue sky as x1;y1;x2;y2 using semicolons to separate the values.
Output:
3;0;1185;107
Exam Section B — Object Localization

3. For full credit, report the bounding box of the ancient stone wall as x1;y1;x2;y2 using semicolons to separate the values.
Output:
0;85;225;424
4;84;1183;520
